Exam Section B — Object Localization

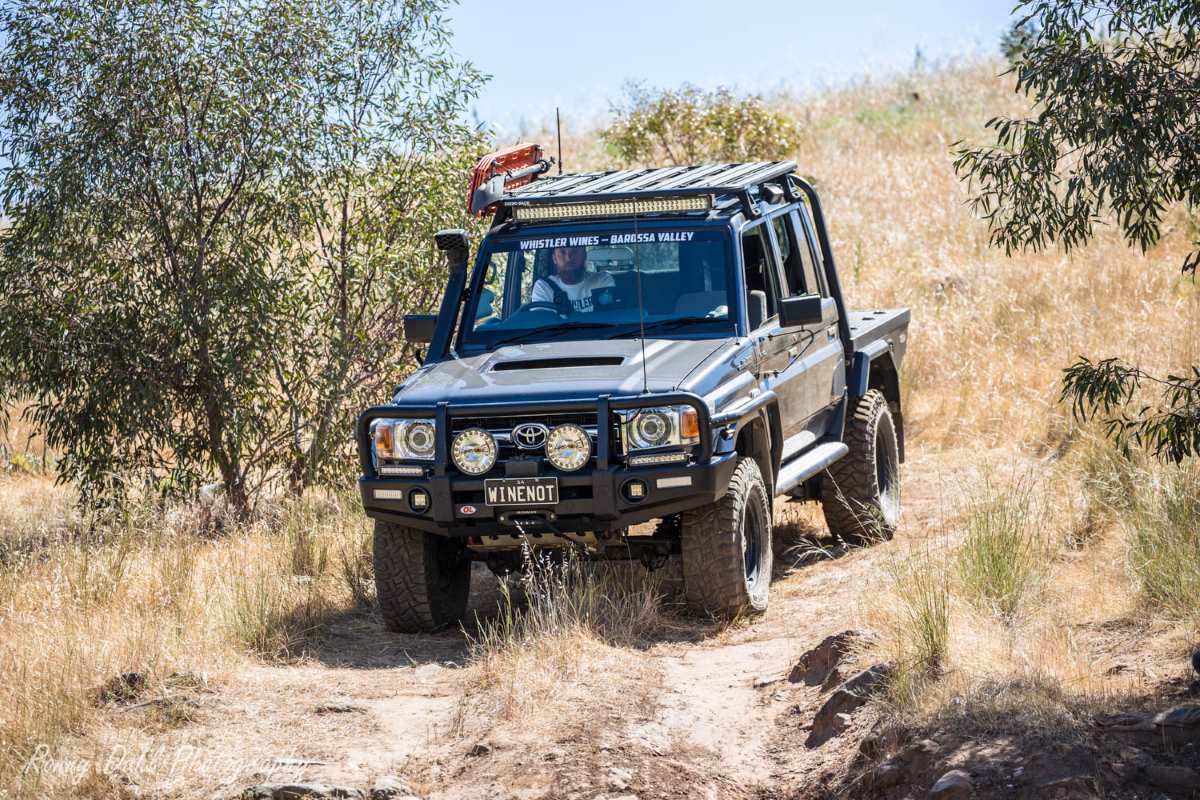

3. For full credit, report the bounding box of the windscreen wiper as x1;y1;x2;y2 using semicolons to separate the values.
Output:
491;321;612;348
608;316;726;339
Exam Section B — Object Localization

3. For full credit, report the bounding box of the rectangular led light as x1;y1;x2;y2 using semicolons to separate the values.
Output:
379;464;426;477
628;451;690;467
512;195;712;221
373;489;406;501
656;476;693;489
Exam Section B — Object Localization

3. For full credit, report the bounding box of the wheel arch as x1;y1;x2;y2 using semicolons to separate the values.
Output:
851;350;905;463
733;404;782;498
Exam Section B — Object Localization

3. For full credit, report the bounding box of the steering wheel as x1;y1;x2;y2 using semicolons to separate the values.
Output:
516;301;565;315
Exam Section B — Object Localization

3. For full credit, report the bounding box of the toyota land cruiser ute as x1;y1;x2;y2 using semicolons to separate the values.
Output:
356;145;910;632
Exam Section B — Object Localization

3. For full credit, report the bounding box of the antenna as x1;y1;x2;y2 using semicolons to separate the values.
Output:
555;107;563;175
633;211;648;394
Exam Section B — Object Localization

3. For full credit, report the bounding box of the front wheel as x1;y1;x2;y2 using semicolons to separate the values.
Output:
680;457;773;616
373;520;471;633
822;389;901;545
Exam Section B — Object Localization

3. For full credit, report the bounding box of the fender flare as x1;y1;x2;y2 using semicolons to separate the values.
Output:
848;342;905;462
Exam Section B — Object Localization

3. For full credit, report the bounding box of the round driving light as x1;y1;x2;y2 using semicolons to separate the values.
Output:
399;420;436;459
631;410;674;449
545;424;591;472
451;428;497;475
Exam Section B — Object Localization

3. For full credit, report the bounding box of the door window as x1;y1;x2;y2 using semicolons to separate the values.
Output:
773;211;824;297
741;225;779;327
794;206;827;296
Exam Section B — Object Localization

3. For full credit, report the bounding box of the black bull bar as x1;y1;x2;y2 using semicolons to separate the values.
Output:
355;392;717;476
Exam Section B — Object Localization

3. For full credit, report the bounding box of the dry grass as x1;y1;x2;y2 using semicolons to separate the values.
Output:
953;474;1052;620
462;546;668;725
0;479;369;798
878;542;951;706
867;440;1195;736
1125;463;1200;628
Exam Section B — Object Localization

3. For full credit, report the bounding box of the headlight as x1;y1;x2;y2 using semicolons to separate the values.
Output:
371;418;436;461
622;406;701;451
451;428;497;475
545;424;591;471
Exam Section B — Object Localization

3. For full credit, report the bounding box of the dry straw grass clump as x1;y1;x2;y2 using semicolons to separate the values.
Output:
876;542;951;706
463;545;667;723
1125;462;1200;628
954;474;1052;621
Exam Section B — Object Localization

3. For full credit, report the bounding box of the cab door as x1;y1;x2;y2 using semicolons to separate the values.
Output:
765;209;844;456
740;221;804;452
739;221;789;380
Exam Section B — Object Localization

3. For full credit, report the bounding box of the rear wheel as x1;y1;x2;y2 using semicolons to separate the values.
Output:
373;520;471;633
680;457;773;616
822;389;901;545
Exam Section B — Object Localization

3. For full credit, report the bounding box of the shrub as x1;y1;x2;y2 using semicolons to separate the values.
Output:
602;83;801;167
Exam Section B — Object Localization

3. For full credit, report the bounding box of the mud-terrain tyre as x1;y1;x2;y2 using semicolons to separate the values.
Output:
822;389;901;546
373;520;470;633
680;457;773;616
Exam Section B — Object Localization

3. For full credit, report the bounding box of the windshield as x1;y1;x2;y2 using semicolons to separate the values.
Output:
460;226;735;351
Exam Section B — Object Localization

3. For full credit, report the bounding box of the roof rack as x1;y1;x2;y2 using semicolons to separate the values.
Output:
499;160;796;221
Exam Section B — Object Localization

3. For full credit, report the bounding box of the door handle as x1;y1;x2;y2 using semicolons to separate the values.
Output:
826;325;837;341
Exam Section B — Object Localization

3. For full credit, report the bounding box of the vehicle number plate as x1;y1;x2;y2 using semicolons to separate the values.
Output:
484;477;559;506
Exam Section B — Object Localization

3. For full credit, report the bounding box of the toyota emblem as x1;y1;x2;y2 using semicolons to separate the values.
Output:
511;422;550;450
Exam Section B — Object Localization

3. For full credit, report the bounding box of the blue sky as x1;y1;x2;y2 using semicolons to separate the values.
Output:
449;0;1015;135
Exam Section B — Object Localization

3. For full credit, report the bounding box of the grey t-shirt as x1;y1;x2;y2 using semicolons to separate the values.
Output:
531;272;616;313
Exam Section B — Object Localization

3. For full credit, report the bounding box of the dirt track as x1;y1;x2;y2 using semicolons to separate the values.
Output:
89;452;952;799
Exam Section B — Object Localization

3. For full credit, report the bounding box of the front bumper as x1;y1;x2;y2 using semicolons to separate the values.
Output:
356;392;734;538
359;453;738;536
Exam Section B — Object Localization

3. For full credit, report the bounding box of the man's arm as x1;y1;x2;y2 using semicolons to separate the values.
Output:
530;277;554;304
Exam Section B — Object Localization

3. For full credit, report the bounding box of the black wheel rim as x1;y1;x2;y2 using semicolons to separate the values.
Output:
742;494;766;587
875;421;900;520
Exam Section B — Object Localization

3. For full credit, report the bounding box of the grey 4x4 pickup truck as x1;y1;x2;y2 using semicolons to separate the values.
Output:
357;146;910;632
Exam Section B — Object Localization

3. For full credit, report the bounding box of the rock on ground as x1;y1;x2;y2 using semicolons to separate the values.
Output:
241;785;365;800
789;630;864;688
806;663;893;748
928;769;973;799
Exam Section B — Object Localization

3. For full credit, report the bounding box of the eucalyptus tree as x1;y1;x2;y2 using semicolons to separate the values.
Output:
955;0;1200;461
0;0;483;515
273;1;485;494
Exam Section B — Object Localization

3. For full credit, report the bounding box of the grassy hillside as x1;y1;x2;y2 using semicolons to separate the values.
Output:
1;60;1198;798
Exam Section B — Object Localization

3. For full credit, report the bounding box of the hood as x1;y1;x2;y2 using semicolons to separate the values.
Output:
394;338;728;406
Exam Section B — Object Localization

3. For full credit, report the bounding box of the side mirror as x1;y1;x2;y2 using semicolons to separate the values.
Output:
747;290;768;331
403;314;436;344
780;294;838;328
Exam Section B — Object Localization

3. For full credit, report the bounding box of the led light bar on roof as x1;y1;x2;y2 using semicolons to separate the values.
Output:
511;195;712;221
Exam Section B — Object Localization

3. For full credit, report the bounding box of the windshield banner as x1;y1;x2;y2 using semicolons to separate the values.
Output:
518;231;697;250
